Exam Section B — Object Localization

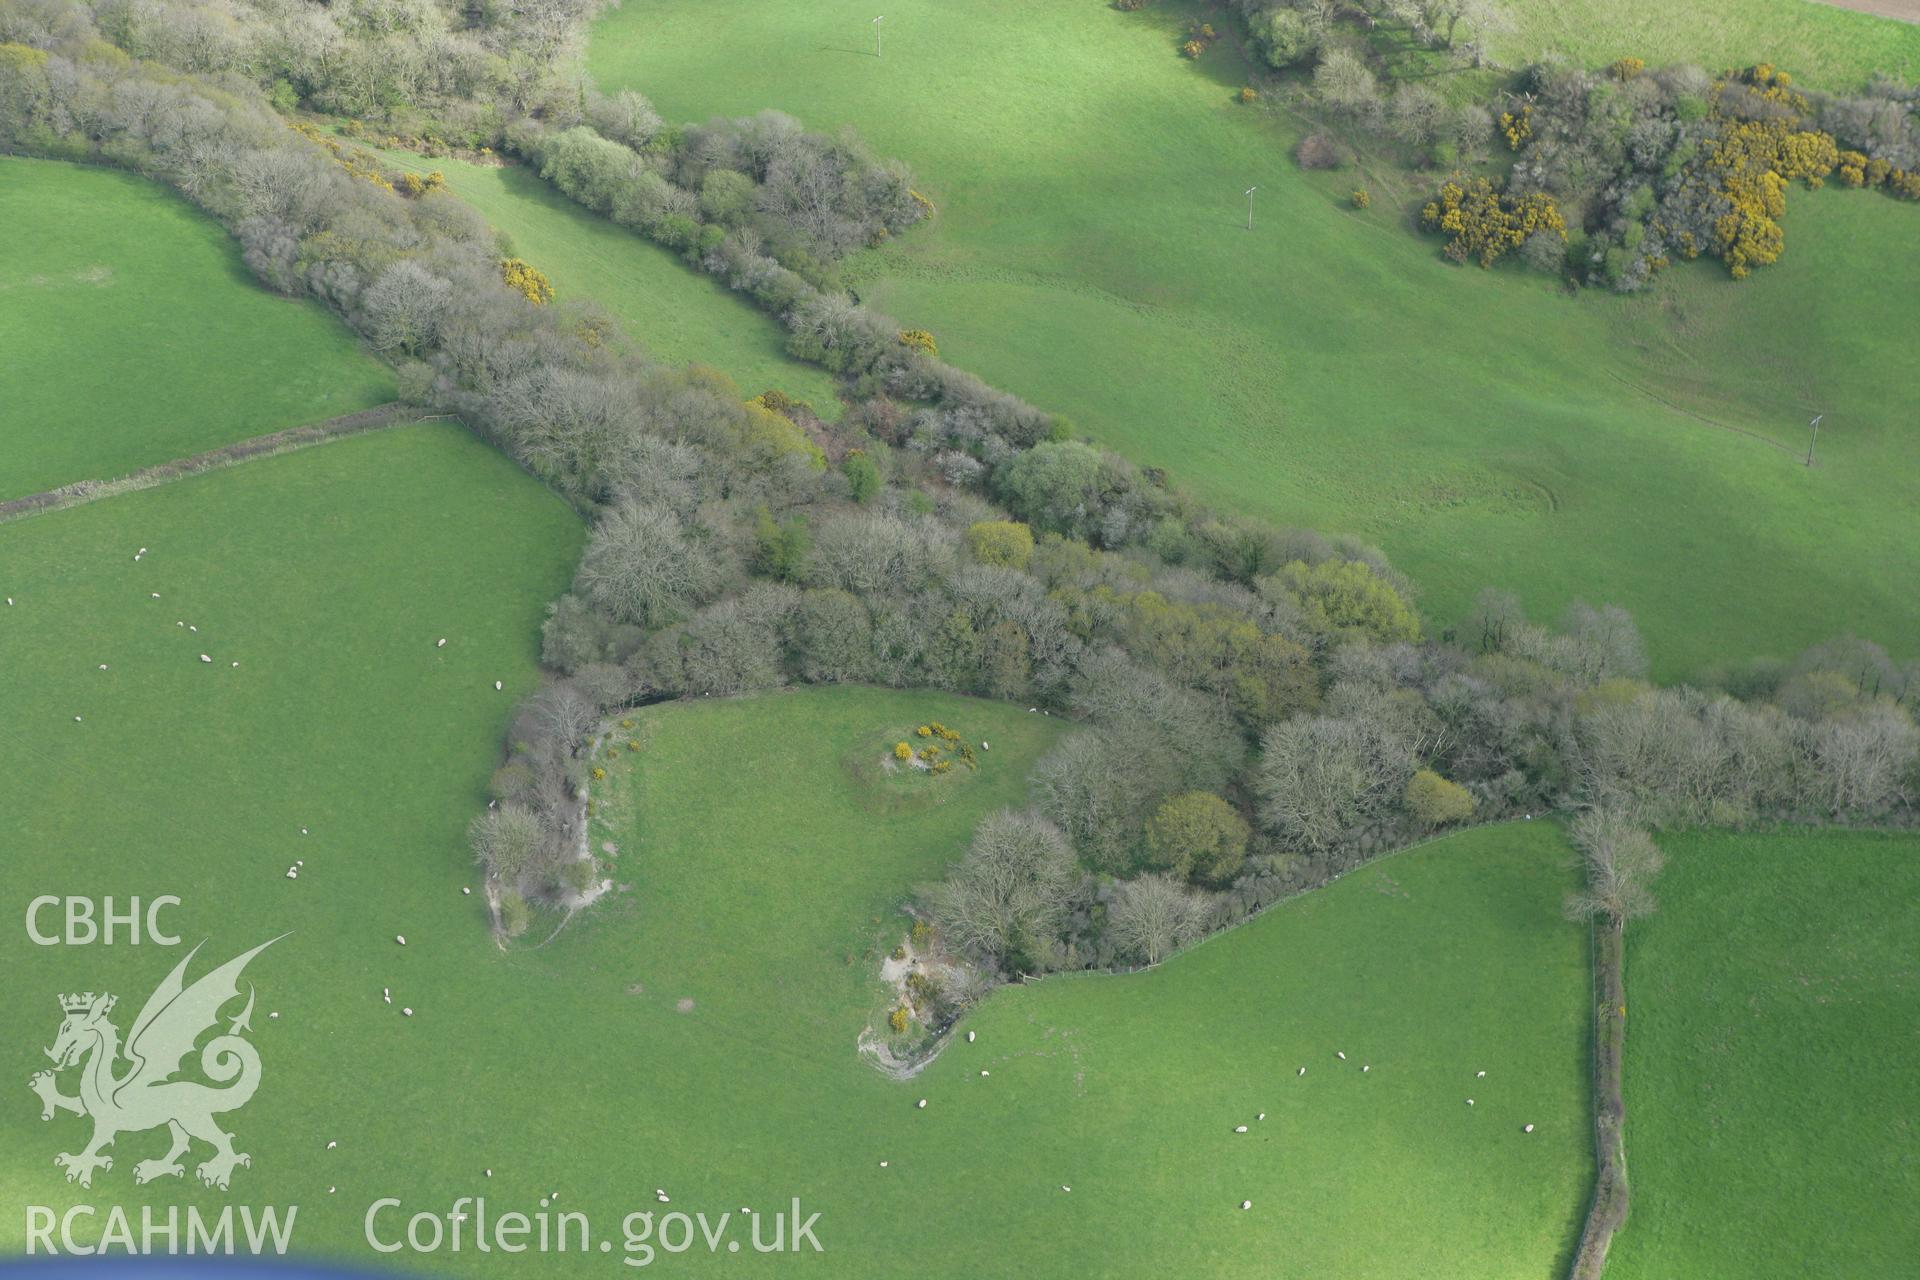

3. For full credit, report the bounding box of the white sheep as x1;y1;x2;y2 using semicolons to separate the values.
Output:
1233;1125;1248;1134
383;988;391;1004
396;935;406;946
462;887;472;895
1239;1200;1252;1211
1257;1112;1265;1121
1297;1067;1306;1077
326;1141;337;1150
285;868;298;879
879;1161;889;1168
199;654;211;663
917;1099;927;1109
980;1070;990;1077
1466;1098;1475;1107
1362;1065;1371;1073
1476;1070;1486;1078
1060;1186;1071;1193
967;1030;976;1043
402;1007;413;1017
437;638;447;648
1337;1051;1346;1060
1523;1124;1535;1134
494;681;503;691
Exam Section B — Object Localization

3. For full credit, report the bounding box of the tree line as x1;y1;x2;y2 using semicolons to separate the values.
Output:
2;0;1913;977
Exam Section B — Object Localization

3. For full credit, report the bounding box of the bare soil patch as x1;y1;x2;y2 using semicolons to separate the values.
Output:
1809;0;1919;21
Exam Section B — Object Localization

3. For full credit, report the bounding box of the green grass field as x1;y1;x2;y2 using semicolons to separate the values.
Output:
369;147;843;418
0;157;393;502
588;0;1920;679
0;654;1591;1274
1495;0;1920;94
1606;828;1920;1278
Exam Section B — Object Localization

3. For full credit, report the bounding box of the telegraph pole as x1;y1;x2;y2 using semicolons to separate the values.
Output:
1805;413;1823;467
873;14;883;58
1244;185;1258;231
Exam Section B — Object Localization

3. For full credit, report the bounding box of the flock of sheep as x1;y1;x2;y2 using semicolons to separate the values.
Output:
892;1038;1537;1214
35;544;509;725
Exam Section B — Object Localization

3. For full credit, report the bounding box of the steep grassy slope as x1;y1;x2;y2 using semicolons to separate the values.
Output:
588;0;1920;677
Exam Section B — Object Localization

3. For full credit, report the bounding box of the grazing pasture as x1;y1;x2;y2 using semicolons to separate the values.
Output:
0;157;392;502
0;668;1589;1276
1607;828;1920;1279
588;0;1920;677
0;421;579;1253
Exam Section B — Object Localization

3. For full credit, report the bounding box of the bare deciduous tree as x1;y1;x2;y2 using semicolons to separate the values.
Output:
1563;810;1665;924
927;810;1078;975
469;802;545;886
574;502;726;629
1108;874;1210;966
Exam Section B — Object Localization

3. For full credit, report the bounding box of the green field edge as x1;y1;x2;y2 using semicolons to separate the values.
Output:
0;402;417;527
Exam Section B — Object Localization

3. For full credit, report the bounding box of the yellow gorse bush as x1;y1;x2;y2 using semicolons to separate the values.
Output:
1422;177;1566;268
500;257;554;305
1500;105;1532;151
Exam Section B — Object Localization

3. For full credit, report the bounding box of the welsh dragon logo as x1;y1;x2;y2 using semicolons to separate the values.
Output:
29;937;282;1191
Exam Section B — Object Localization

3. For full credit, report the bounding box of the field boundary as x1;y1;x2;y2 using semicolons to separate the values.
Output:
1569;919;1630;1279
0;403;422;524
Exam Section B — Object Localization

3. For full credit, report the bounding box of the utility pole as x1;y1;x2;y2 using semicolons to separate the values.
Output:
1244;185;1258;231
873;14;883;58
1805;413;1823;467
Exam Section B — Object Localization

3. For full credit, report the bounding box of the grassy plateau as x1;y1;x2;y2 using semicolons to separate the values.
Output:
1606;828;1920;1278
588;0;1920;678
0;157;393;502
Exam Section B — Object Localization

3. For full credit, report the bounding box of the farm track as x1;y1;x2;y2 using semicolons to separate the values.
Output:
1604;373;1806;460
0;402;423;524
